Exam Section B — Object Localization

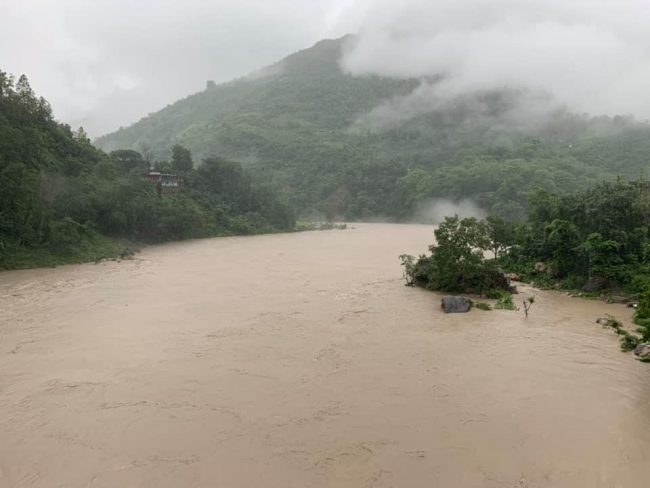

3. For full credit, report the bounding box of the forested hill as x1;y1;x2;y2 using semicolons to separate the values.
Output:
95;36;650;221
0;70;294;270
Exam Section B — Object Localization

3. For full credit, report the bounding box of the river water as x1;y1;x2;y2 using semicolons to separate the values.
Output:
0;223;649;487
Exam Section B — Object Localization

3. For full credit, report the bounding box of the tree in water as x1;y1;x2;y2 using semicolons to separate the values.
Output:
400;216;509;294
522;296;535;317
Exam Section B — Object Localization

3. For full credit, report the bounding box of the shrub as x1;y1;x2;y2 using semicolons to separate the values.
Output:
495;293;517;310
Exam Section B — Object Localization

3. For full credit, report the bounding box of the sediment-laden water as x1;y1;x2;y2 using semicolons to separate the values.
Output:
1;224;648;487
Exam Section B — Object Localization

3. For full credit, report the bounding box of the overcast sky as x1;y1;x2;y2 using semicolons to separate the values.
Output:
1;0;366;136
3;0;650;137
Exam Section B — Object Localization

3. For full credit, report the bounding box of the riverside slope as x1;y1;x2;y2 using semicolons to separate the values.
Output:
1;224;649;487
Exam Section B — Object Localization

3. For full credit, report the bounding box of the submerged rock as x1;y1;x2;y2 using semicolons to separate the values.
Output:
441;296;472;314
634;343;650;360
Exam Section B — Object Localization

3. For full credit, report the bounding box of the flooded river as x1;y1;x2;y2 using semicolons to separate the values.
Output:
1;223;649;487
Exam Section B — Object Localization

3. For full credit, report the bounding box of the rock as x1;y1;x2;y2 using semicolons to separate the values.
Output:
634;343;650;360
508;284;518;294
627;302;638;308
534;262;547;273
582;276;605;293
441;296;472;314
507;273;522;281
596;317;609;326
608;295;628;304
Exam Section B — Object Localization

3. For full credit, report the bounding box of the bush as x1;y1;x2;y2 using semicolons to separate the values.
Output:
494;293;517;310
634;288;650;342
48;218;95;255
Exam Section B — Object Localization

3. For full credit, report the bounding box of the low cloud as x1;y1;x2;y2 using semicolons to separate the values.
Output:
341;0;650;126
414;198;486;224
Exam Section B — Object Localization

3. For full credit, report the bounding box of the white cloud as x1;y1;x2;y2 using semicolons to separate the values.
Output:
341;0;650;121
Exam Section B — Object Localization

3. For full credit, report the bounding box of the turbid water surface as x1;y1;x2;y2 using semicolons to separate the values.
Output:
1;223;649;487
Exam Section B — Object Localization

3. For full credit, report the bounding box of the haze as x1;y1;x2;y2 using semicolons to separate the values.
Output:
3;0;650;135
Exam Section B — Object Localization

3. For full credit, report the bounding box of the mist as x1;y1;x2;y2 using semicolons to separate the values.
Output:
414;198;487;224
341;0;650;128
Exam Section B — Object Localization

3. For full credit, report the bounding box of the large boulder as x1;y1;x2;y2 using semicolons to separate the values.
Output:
634;343;650;360
441;296;472;313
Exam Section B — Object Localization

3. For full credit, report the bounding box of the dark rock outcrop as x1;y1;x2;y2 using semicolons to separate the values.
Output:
441;296;472;313
634;343;650;360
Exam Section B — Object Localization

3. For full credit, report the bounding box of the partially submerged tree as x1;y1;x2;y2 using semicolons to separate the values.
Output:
522;296;535;317
400;216;508;294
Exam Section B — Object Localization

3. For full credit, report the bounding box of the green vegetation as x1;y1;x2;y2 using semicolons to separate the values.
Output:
494;294;517;311
0;71;294;270
400;216;508;294
501;179;650;296
633;289;650;343
598;315;641;352
522;296;535;317
403;180;650;354
96;36;650;222
474;302;492;311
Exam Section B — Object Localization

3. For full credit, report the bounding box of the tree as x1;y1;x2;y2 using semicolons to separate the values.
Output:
15;74;37;114
110;149;146;174
485;215;515;259
544;219;580;276
401;216;508;293
171;144;193;172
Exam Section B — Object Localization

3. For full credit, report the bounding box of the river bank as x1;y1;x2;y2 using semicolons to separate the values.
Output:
1;223;649;487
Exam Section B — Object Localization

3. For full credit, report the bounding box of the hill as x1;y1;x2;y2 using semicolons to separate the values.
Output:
95;36;650;221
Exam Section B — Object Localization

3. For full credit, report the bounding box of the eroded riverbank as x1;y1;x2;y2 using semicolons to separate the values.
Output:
1;223;649;487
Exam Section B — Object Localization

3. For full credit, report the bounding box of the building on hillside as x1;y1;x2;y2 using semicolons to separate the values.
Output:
146;171;181;193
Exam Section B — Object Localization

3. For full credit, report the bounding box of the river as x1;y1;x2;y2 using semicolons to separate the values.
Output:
0;223;649;487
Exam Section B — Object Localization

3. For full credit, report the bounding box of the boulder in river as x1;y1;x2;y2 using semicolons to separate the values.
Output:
634;343;650;360
441;296;472;313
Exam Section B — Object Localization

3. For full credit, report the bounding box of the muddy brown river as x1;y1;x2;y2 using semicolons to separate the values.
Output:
1;223;649;487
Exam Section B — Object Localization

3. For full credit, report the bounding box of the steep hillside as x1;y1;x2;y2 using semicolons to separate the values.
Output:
96;36;650;221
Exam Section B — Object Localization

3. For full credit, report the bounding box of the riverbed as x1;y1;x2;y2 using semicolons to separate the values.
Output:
1;223;648;487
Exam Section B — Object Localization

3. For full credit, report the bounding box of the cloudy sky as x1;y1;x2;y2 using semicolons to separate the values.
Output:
2;0;650;137
1;0;366;136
